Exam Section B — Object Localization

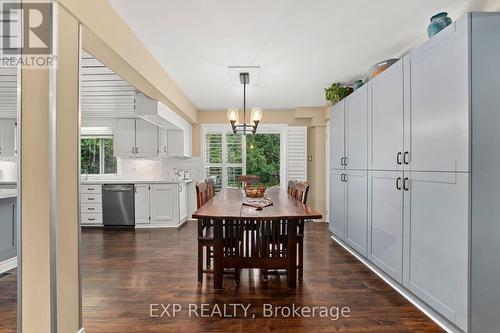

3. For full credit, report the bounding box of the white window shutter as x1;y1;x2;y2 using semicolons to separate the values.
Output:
286;126;307;182
0;67;17;118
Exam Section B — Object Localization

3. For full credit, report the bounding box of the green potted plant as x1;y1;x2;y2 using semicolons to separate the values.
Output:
324;82;351;105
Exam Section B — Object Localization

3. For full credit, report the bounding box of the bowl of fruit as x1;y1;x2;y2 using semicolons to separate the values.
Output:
244;184;266;198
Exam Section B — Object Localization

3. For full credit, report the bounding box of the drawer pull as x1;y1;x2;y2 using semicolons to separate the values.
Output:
88;207;95;211
88;218;95;221
88;197;95;201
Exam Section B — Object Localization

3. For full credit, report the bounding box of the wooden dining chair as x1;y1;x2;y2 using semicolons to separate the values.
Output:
287;180;297;196
205;176;216;199
196;181;214;283
292;181;310;280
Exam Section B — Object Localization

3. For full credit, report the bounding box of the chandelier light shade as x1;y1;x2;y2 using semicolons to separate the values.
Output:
228;72;262;135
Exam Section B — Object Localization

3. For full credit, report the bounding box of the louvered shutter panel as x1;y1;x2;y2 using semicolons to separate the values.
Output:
204;133;223;192
225;134;243;188
0;10;19;118
286;126;307;182
81;51;136;117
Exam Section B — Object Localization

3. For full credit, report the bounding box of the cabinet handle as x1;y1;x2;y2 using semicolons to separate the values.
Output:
88;218;95;221
164;146;167;153
404;151;410;165
403;177;409;191
88;207;95;211
396;177;402;190
88;188;94;191
397;152;402;165
340;157;344;166
179;185;182;192
132;147;135;154
344;157;348;166
344;174;348;182
88;197;95;201
340;174;344;182
136;147;139;154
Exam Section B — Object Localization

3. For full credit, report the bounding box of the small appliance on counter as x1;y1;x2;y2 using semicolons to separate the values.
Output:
102;184;135;228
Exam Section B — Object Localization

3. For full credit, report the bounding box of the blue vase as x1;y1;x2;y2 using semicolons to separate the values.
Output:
427;12;452;38
353;80;363;91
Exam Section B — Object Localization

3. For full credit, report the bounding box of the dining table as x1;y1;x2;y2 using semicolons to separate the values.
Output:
192;187;322;290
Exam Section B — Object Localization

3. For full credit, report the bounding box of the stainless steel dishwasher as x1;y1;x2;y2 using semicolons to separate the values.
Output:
102;184;135;227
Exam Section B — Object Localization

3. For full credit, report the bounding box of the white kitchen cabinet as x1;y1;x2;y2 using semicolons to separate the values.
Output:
80;184;103;226
329;169;346;240
149;184;179;225
179;182;187;221
408;19;469;173
167;129;192;157
158;128;169;157
135;119;158;157
134;184;150;224
113;119;136;158
370;60;405;171
368;170;404;282
403;172;468;329
345;85;368;170
345;170;368;256
0;119;16;157
329;100;345;170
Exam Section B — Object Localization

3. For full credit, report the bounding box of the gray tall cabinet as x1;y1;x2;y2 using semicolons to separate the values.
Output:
329;12;500;333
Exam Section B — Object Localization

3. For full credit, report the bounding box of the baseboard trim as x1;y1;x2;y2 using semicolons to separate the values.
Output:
330;235;464;333
76;327;85;333
0;257;17;274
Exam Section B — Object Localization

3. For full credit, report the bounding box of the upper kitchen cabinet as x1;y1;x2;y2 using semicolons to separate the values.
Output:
408;18;469;173
329;100;345;170
136;92;192;157
345;84;368;170
369;59;405;171
113;118;158;158
0;119;16;157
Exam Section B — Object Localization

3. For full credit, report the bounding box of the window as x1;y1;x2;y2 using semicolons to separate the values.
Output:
81;137;117;175
202;125;285;192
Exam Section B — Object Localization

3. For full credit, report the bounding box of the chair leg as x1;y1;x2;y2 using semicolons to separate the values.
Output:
197;243;203;284
298;242;304;280
206;246;211;269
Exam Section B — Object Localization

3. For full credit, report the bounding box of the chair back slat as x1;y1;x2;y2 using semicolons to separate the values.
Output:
293;181;310;205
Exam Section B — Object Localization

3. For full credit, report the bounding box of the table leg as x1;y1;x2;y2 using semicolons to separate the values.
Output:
214;219;224;290
287;219;297;289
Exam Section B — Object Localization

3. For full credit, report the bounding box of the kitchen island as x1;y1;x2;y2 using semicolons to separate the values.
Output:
0;189;17;273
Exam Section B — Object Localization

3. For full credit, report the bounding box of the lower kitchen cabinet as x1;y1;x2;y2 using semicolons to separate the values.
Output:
134;184;150;224
368;170;404;282
404;172;468;330
150;184;179;225
329;170;346;240
0;197;16;264
345;170;368;256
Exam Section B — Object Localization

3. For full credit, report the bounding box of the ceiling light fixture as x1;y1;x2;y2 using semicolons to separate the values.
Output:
227;72;262;135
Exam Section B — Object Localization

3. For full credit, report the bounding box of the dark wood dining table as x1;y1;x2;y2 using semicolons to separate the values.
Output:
192;188;322;290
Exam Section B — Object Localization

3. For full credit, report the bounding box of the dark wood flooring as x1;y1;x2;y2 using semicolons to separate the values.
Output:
0;222;443;333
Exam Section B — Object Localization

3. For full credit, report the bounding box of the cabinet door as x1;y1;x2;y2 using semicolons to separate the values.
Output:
158;128;169;157
345;85;368;170
404;172;468;330
134;184;150;224
345;170;368;256
0;199;16;262
370;61;404;171
135;119;158;157
329;170;346;240
167;130;184;157
149;184;179;224
179;183;187;221
329;100;345;170
0;119;16;156
408;19;469;172
113;119;136;158
368;170;404;282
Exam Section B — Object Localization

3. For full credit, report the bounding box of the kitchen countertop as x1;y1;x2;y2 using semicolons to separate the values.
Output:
0;189;17;200
81;179;193;185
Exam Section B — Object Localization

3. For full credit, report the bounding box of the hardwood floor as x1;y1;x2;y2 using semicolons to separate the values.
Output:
0;222;443;333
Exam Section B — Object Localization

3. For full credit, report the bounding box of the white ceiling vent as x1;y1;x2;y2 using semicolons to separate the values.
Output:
228;66;260;86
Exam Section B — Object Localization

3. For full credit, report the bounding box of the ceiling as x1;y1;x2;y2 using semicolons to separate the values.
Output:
109;0;479;111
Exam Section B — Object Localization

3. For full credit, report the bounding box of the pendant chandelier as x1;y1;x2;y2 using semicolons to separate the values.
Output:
227;72;263;135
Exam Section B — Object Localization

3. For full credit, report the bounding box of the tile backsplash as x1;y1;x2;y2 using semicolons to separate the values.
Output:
0;159;17;182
